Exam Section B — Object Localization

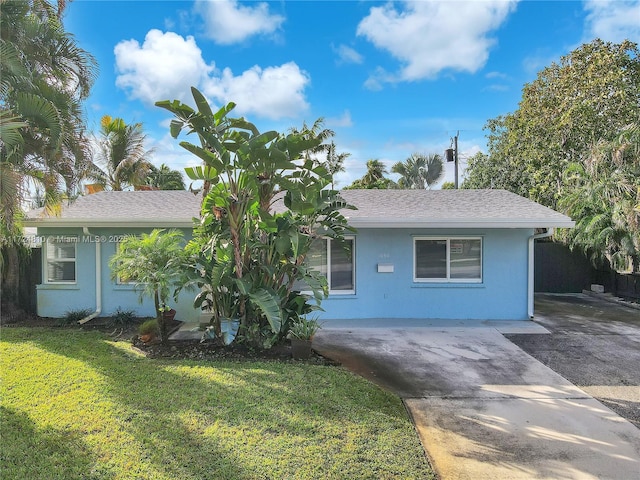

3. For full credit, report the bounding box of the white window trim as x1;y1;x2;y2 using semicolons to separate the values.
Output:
44;237;78;284
413;236;482;283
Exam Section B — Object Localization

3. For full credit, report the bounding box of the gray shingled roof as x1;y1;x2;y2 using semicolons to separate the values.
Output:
24;191;202;227
337;189;574;228
23;189;574;229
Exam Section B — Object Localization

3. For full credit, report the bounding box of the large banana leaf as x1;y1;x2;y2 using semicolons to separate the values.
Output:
248;288;283;333
185;165;218;182
190;87;214;118
235;277;283;333
179;141;224;170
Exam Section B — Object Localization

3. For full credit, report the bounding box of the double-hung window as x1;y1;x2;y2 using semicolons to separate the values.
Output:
414;237;482;283
45;238;77;283
297;237;355;294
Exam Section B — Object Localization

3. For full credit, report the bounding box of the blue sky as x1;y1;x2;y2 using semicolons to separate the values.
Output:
64;0;640;188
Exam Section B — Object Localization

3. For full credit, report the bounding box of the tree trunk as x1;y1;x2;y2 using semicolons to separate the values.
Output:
154;290;168;344
1;245;20;307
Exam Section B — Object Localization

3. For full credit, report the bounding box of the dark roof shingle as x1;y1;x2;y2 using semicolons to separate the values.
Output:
24;189;573;229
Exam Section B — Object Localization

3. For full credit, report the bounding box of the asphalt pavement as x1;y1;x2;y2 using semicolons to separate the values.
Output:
507;293;640;429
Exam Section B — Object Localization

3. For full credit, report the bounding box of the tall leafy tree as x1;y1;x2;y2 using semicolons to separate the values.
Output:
463;39;640;271
464;39;639;209
392;153;444;189
1;0;97;203
93;116;154;191
1;0;97;309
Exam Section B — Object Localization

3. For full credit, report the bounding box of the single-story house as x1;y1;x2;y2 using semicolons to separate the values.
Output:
23;189;574;324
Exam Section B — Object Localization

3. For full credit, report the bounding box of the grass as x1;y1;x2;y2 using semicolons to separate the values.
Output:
0;328;434;480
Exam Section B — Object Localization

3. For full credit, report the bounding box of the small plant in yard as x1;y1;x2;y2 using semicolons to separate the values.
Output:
288;316;322;360
288;316;321;340
138;319;159;343
59;308;93;326
109;307;137;328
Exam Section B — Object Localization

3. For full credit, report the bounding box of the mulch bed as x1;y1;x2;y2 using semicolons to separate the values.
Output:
133;337;338;365
2;313;338;366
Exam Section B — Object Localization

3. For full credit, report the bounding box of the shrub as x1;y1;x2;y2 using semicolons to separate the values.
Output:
288;316;321;340
59;308;93;326
138;319;159;336
109;308;137;328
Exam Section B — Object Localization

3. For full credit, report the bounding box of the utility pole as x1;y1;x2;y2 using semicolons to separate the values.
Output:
445;131;459;189
453;131;459;189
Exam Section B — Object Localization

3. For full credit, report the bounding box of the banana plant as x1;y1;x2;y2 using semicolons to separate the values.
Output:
157;88;355;348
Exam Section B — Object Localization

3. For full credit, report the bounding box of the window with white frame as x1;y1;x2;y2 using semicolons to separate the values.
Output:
295;237;355;294
414;237;482;282
45;238;77;283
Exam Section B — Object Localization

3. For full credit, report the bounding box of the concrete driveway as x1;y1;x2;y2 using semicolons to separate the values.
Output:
312;296;640;480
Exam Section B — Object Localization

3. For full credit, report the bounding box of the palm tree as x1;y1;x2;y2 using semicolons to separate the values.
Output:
289;118;335;160
1;0;97;201
93;116;154;191
109;229;188;344
362;159;388;185
423;153;445;187
344;159;398;189
146;163;186;190
391;153;444;189
325;141;349;189
1;0;97;310
559;123;640;272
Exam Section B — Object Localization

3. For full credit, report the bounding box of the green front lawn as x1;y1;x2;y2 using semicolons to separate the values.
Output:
0;328;434;480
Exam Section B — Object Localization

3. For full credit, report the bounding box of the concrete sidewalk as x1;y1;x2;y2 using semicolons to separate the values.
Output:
312;323;640;479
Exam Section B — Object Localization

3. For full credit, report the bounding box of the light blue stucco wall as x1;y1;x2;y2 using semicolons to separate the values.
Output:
35;226;533;323
35;227;200;323
317;228;533;321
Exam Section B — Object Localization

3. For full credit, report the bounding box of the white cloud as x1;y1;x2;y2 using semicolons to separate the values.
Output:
363;66;393;91
114;30;310;120
194;0;284;45
333;44;364;65
484;71;509;91
583;0;640;43
115;30;213;105
357;1;517;85
327;110;353;128
485;71;508;79
202;62;310;120
484;84;509;92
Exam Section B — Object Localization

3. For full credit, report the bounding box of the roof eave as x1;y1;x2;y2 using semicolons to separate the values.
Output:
347;218;575;229
23;216;576;230
22;218;195;228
